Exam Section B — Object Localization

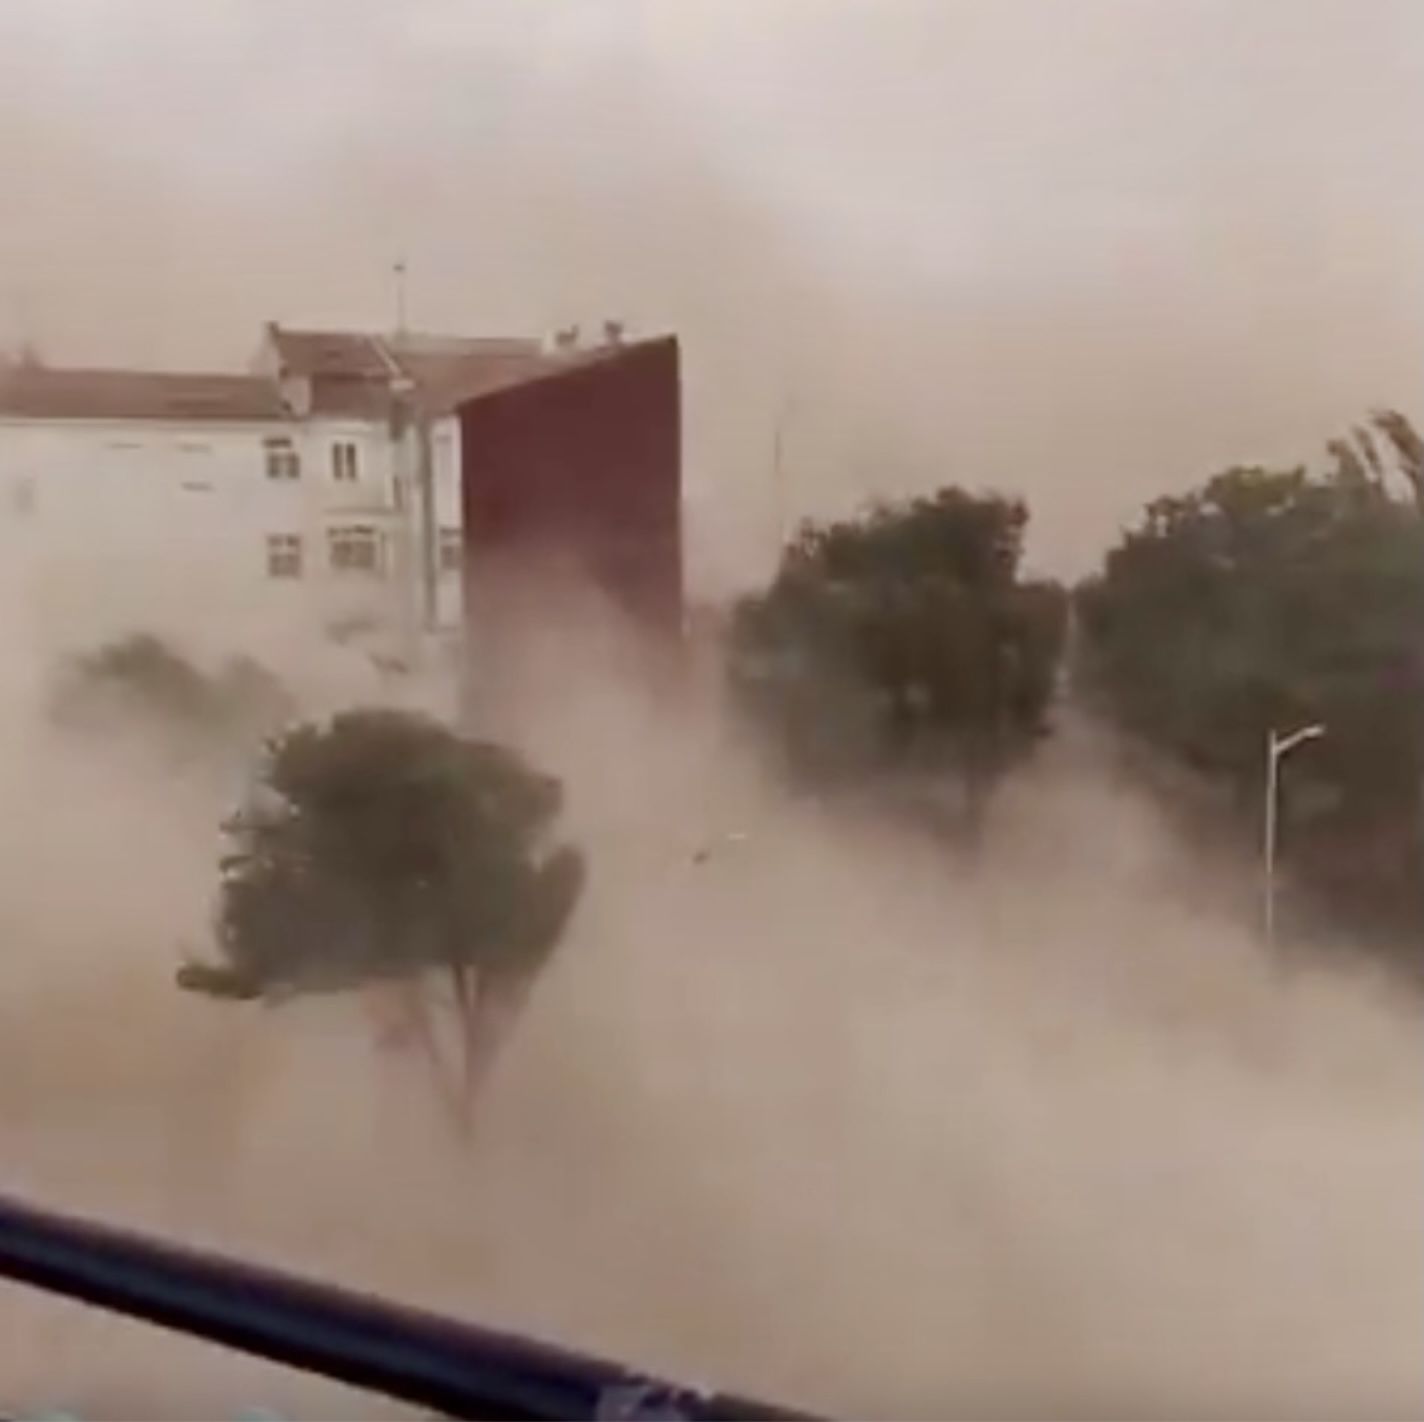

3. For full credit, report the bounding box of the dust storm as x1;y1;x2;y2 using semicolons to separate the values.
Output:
0;2;1422;1416
0;578;1419;1419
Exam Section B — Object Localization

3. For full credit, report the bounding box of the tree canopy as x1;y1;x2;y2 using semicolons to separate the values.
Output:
50;633;294;755
729;489;1067;818
179;708;585;1119
1078;412;1424;949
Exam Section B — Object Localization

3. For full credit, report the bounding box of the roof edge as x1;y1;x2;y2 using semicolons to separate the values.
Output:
451;334;679;412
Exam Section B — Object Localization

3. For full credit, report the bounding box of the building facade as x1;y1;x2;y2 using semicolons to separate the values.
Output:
0;323;680;663
461;334;682;638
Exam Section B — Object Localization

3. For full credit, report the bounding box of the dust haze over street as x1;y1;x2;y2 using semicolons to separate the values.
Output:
0;2;1422;1418
0;596;1420;1418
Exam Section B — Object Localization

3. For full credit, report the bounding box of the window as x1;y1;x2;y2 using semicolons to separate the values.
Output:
329;523;380;574
439;526;463;574
331;441;359;482
266;534;303;579
264;436;301;480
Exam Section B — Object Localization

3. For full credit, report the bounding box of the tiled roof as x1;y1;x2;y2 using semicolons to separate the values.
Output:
0;365;287;422
388;335;642;415
265;327;394;381
298;378;395;421
267;324;610;418
390;346;567;414
0;326;650;425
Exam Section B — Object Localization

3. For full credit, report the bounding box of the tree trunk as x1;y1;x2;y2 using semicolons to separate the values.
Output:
961;731;999;849
364;981;422;1050
456;968;537;1122
365;980;465;1135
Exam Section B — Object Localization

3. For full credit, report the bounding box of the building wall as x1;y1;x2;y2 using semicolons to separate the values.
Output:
0;337;669;667
430;415;465;630
0;413;419;647
458;337;682;638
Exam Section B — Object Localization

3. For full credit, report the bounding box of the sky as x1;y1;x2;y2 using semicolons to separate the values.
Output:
1;0;1422;591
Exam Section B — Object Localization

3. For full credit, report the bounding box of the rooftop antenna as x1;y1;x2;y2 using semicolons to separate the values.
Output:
8;289;41;366
772;394;797;551
393;258;408;335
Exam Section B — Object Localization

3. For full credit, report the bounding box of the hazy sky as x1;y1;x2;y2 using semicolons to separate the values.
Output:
2;0;1422;589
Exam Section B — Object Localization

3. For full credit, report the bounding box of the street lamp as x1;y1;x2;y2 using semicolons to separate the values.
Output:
1263;722;1325;948
772;393;800;552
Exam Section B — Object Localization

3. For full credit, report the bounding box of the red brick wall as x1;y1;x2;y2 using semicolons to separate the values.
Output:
459;337;682;638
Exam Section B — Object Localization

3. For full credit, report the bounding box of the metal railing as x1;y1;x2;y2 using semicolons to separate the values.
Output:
0;1192;811;1421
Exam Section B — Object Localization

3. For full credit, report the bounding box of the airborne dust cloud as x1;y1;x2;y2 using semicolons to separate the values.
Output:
1;2;1423;1416
0;570;1420;1421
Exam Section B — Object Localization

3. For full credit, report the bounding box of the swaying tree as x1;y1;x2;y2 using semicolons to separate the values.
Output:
50;633;295;755
729;488;1066;832
178;708;586;1129
1078;413;1424;955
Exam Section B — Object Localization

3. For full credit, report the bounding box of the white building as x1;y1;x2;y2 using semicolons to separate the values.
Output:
0;322;572;662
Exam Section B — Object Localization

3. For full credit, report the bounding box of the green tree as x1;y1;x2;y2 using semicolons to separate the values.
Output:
729;489;1066;830
178;708;586;1128
50;633;295;755
1078;414;1424;952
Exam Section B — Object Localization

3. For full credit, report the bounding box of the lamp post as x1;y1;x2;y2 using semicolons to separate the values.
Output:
1264;722;1325;947
772;394;798;553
